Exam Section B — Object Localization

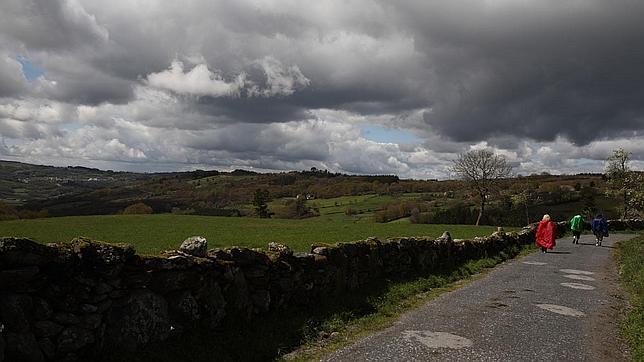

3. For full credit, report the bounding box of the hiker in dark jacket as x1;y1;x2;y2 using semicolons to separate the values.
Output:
591;214;608;247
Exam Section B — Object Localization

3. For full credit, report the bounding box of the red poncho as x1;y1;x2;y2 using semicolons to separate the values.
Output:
536;220;556;249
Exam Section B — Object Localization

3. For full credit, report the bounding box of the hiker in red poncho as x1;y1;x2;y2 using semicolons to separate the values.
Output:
536;214;557;253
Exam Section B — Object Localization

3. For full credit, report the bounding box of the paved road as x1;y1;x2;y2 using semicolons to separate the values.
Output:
325;234;634;361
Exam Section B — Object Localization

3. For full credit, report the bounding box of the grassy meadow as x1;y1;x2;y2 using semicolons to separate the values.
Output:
0;213;502;255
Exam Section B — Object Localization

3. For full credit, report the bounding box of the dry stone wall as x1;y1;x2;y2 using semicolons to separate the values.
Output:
606;218;644;230
3;219;637;361
556;218;644;231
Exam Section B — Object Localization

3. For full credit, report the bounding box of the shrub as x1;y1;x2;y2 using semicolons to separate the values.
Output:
409;202;477;225
409;207;420;223
374;200;428;223
272;197;318;219
0;201;19;221
17;209;49;219
122;202;153;214
171;207;195;215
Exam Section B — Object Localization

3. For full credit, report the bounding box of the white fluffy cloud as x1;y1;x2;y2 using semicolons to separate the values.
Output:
249;57;310;97
145;57;310;98
146;60;246;97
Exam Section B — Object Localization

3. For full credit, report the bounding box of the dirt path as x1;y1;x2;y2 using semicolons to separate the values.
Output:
324;234;633;361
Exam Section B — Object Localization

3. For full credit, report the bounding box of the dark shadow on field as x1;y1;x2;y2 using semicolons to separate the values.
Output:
101;245;525;362
546;251;571;254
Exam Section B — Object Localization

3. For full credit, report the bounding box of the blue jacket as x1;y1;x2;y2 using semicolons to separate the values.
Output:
591;218;608;236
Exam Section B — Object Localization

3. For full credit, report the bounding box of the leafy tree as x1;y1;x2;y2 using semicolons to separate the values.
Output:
605;148;643;218
252;188;271;218
580;186;598;220
345;207;358;216
272;196;318;219
511;182;538;226
451;149;512;225
122;202;153;214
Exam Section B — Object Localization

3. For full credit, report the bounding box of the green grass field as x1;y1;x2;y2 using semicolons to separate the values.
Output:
269;193;433;223
269;194;394;222
0;214;501;255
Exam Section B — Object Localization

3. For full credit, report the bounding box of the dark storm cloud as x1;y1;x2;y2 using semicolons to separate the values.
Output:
0;0;139;105
291;86;427;116
203;87;423;126
403;0;644;145
0;56;28;97
46;71;134;105
195;96;311;124
185;123;330;162
0;0;108;51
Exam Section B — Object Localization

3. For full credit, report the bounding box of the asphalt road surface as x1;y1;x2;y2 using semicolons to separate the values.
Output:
325;233;634;361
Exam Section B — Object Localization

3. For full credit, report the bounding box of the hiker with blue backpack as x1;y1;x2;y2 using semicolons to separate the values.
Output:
591;214;608;246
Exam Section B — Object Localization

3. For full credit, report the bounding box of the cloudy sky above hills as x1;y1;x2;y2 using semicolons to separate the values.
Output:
1;0;643;178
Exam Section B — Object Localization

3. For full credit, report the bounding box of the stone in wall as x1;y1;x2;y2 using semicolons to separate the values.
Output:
105;290;171;352
5;331;44;362
179;236;208;257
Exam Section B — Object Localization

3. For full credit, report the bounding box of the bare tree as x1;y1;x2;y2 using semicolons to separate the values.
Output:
451;149;512;226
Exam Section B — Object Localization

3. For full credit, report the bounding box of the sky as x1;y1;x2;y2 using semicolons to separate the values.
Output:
1;0;643;179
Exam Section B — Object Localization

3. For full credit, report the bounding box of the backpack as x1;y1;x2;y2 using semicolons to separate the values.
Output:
592;218;608;236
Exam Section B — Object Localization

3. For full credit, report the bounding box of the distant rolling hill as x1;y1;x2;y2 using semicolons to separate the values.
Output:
0;160;146;206
1;159;624;225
